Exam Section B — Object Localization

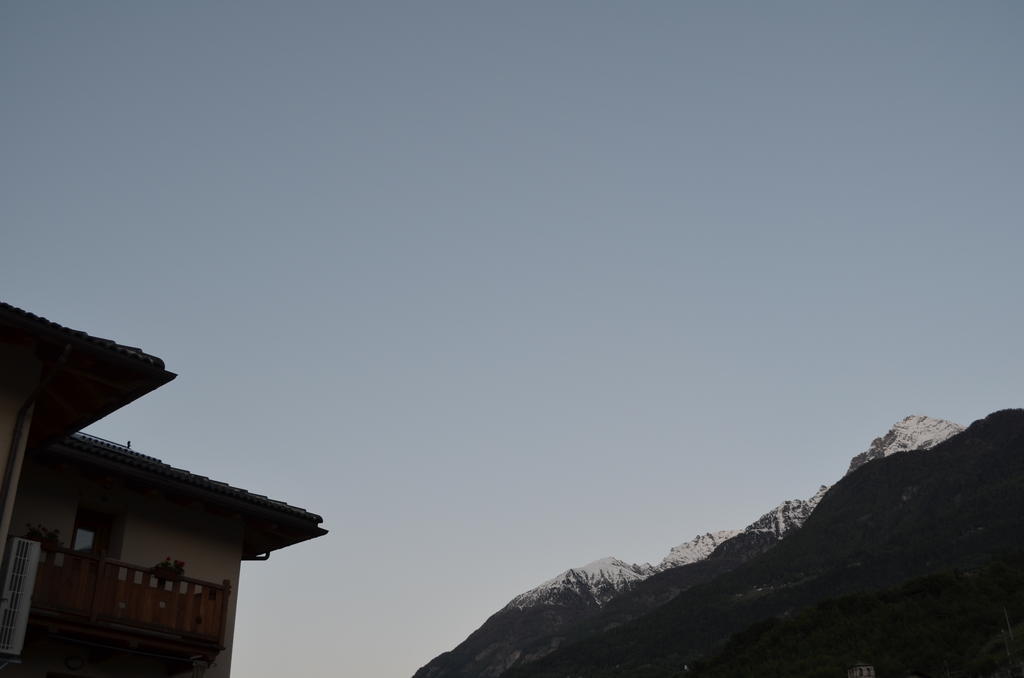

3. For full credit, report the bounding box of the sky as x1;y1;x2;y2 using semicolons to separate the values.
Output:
2;2;1022;676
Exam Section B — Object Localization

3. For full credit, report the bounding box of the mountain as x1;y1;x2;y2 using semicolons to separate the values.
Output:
710;484;828;562
658;530;740;570
414;489;827;678
415;414;965;678
507;409;1024;678
846;414;963;474
413;533;735;678
744;484;829;539
542;485;832;650
508;558;657;610
510;528;747;613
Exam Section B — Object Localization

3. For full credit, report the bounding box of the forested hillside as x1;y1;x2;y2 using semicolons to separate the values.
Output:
693;553;1024;678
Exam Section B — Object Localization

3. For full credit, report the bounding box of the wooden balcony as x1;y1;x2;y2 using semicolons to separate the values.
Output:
29;546;230;663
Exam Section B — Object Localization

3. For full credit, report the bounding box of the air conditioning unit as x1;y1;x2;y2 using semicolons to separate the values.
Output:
0;537;41;655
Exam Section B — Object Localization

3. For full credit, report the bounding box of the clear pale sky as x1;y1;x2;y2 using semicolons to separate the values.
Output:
2;2;1022;677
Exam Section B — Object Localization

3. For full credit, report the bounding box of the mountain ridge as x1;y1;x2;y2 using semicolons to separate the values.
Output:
506;409;1024;678
414;413;965;678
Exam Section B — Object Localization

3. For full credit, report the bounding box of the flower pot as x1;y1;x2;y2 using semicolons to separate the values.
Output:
152;566;181;581
26;536;59;551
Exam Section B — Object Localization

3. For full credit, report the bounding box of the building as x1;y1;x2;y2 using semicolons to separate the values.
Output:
0;302;327;676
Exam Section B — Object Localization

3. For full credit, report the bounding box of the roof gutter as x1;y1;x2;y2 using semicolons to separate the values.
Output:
0;344;71;541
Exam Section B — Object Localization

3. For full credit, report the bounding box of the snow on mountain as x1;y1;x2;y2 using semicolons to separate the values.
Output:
507;486;833;611
742;485;829;539
508;557;657;609
507;490;828;611
658;530;741;569
846;415;964;475
504;415;962;615
417;413;971;678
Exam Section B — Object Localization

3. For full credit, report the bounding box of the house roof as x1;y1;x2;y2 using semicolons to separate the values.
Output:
39;433;327;557
64;433;325;525
4;301;327;555
0;301;167;369
0;301;176;449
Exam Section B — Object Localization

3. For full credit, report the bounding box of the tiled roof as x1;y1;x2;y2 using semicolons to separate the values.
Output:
63;433;324;526
0;301;166;369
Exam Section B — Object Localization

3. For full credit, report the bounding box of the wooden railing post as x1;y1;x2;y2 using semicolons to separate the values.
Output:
89;551;106;622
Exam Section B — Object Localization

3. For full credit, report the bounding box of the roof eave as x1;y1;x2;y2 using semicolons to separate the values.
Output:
43;438;326;539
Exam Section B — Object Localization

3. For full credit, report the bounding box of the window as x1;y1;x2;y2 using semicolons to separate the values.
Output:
71;509;113;555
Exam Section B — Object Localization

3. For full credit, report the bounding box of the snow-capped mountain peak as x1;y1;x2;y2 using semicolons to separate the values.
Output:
417;413;969;678
503;415;962;615
846;415;963;475
658;530;741;570
742;485;830;540
506;486;832;612
508;557;656;609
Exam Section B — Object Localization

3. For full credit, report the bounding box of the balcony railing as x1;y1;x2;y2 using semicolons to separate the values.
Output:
30;546;230;656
